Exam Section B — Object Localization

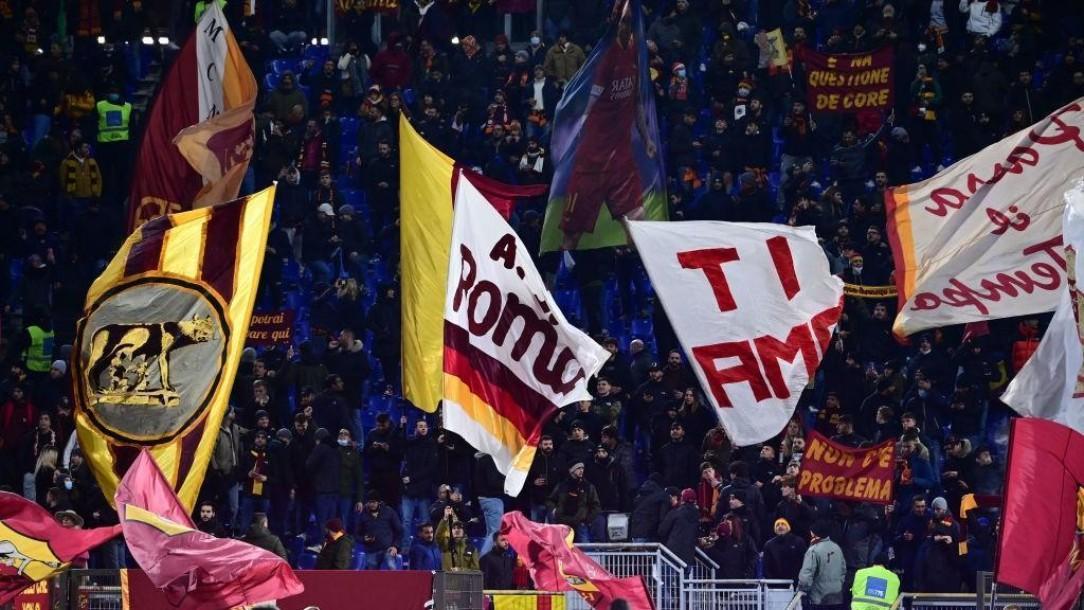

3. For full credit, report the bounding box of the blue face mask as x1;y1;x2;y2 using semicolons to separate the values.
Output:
337;439;349;447
676;69;687;78
63;480;73;491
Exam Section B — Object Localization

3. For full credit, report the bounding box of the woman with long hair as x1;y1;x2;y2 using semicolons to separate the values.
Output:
32;444;58;505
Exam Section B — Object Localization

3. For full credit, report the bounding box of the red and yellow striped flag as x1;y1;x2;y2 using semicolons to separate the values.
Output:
73;187;274;510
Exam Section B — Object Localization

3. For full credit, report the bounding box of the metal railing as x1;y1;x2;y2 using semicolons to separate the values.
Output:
568;543;687;610
902;592;1041;610
682;580;795;610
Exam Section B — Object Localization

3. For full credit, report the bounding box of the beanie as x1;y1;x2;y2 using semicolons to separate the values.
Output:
51;360;67;375
774;518;791;533
931;497;949;512
680;488;697;504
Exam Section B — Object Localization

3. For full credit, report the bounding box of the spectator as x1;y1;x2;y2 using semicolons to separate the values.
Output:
306;427;341;528
653;421;699;490
436;505;481;571
659;488;700;565
195;501;228;538
763;518;808;582
915;497;963;593
702;515;758;579
408;522;443;571
401;418;439;550
242;512;288;560
543;33;586;85
237;430;273;533
549;462;600;542
333;428;365;532
473;453;506;556
630;474;671;543
798;521;847;610
480;532;516;589
527;436;564;522
959;0;1002;37
357;491;404;570
315;518;353;570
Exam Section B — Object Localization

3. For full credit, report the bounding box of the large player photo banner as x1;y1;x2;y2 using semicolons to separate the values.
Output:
628;221;844;446
539;0;667;252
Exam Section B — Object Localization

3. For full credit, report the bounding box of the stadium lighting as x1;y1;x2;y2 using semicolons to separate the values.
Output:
311;37;318;46
157;36;169;45
320;37;329;46
451;36;460;45
141;36;154;45
96;36;106;45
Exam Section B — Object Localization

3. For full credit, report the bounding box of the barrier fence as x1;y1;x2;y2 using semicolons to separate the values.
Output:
9;556;1076;610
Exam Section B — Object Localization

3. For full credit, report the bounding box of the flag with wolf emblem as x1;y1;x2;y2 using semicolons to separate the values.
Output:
0;492;121;603
73;187;274;511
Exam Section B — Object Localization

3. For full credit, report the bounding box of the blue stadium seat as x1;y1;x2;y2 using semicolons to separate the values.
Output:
631;317;653;338
303;45;329;64
297;550;318;570
263;73;278;91
272;59;299;75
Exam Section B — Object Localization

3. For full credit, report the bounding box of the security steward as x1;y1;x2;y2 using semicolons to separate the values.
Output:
850;553;901;610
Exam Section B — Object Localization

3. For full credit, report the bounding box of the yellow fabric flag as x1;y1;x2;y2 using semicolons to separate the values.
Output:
765;28;789;68
400;114;455;413
72;187;274;510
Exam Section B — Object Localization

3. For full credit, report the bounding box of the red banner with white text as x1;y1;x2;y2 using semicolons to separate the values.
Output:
797;431;896;505
798;47;894;113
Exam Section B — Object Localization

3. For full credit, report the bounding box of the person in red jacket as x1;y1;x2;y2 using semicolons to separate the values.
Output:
370;33;414;92
1011;318;1041;373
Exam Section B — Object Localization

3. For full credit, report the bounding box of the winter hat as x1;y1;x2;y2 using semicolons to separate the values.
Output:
716;520;733;538
672;62;686;73
931;497;949;512
241;347;257;364
680;488;697;504
254;409;269;421
738;171;756;186
276;428;291;441
51;360;67;375
891;126;909;140
366;490;381;503
326;518;344;533
317;203;336;216
774;518;792;533
314;427;330;442
569;462;585;474
515;50;529;62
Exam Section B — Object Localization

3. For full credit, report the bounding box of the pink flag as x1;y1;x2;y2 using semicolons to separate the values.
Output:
501;512;655;610
115;450;303;610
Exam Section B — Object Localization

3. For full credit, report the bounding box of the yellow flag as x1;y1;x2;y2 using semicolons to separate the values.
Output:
766;28;789;68
399;115;455;413
72;187;274;510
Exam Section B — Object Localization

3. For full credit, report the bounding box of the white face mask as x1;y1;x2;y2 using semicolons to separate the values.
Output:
530;36;541;46
337;439;350;447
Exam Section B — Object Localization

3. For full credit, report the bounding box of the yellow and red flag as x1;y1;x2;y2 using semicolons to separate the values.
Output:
73;187;274;511
399;115;547;413
127;1;257;231
0;492;121;604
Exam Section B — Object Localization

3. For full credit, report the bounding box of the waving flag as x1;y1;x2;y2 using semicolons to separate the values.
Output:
501;512;654;610
400;115;549;413
444;178;608;495
627;220;843;446
0;493;120;604
73;188;274;510
886;98;1084;337
996;419;1084;610
539;0;666;252
117;450;302;610
1002;183;1084;433
128;1;257;231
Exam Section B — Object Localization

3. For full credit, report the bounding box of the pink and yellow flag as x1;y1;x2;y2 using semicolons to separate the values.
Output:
116;450;303;610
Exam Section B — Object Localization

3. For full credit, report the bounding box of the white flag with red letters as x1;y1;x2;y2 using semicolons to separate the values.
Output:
627;220;844;446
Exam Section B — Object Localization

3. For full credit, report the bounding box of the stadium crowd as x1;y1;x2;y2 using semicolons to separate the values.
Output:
0;0;1082;602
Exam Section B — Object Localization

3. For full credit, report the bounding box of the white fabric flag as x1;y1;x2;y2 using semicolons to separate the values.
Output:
887;97;1084;337
1001;182;1084;434
627;220;844;446
443;178;608;495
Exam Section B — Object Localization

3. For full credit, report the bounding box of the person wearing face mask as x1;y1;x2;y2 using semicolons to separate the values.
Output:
527;31;546;67
332;428;365;533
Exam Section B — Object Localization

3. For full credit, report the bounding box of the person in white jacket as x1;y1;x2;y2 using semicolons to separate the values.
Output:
959;0;1003;37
